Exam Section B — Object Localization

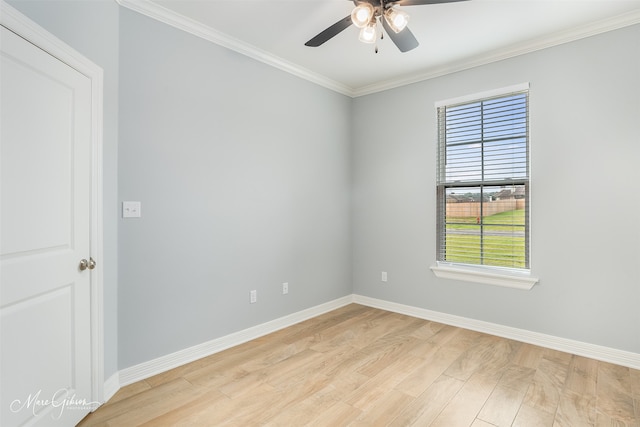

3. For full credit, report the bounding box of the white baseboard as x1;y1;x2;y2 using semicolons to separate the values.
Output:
352;294;640;370
118;295;354;387
103;372;120;403
102;293;639;402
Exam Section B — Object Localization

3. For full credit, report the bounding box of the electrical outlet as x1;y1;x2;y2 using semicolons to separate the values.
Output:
250;290;257;304
282;282;289;295
381;272;388;282
122;201;141;218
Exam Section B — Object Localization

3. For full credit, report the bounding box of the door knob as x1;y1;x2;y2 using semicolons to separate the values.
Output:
89;257;96;270
79;259;89;271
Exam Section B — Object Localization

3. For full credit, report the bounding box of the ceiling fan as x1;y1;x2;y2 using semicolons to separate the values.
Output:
305;0;469;53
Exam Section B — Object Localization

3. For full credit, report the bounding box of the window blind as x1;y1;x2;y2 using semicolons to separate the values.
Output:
436;90;530;270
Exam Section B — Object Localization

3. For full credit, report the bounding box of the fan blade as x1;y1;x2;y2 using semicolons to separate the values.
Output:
394;0;469;6
381;19;419;52
305;16;353;47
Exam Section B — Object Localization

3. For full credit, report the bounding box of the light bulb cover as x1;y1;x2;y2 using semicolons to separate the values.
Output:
351;3;374;28
359;22;377;44
384;7;410;33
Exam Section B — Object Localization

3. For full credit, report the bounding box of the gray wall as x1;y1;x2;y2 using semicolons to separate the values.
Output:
117;9;352;368
351;24;640;354
7;0;639;379
7;0;120;379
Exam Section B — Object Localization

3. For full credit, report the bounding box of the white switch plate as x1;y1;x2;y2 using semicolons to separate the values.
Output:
381;272;388;282
250;290;257;304
122;201;141;218
282;282;289;295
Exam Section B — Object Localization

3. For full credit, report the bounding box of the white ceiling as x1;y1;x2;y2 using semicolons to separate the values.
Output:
121;0;640;96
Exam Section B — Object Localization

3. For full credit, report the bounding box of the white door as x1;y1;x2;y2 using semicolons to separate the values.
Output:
1;25;94;426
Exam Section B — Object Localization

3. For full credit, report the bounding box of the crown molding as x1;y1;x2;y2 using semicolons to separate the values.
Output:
353;9;640;97
115;0;355;97
116;0;639;98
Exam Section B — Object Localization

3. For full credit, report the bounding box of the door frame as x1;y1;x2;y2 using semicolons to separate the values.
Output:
1;1;105;403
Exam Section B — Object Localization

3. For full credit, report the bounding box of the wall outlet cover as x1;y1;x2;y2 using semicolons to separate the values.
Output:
122;201;141;218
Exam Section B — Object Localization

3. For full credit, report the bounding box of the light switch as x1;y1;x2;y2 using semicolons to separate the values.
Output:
122;201;141;218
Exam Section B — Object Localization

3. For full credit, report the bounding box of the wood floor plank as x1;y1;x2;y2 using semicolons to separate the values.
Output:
631;367;640;398
553;356;599;426
307;402;362;426
522;354;571;415
235;382;334;426
498;364;537;393
341;311;416;350
565;356;598;396
475;362;536;427
143;354;228;388
159;337;285;388
181;361;248;390
631;368;640;422
80;378;205;426
430;372;500;427
313;345;375;380
262;349;328;389
388;374;465;426
143;330;288;388
296;344;364;387
595;411;639;427
512;403;556;426
214;383;284;426
137;389;229;426
346;353;424;410
277;304;377;346
273;308;372;353
512;342;545;369
409;319;446;340
348;389;415;426
596;362;637;425
553;389;596;426
445;333;518;381
477;383;529;427
355;334;420;378
408;324;474;359
78;304;640;427
206;344;313;397
236;341;308;373
395;344;469;397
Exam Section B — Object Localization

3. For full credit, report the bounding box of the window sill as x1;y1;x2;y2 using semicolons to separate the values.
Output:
430;264;539;290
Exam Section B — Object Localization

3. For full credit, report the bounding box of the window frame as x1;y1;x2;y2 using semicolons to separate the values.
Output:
431;83;538;289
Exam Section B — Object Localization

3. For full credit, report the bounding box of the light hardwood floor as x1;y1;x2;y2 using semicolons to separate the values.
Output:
79;304;640;426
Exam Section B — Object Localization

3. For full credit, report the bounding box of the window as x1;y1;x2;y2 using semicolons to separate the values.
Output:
435;85;530;275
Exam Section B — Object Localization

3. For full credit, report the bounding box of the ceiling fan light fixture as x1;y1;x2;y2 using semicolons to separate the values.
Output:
384;7;410;33
351;3;374;29
358;22;377;44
